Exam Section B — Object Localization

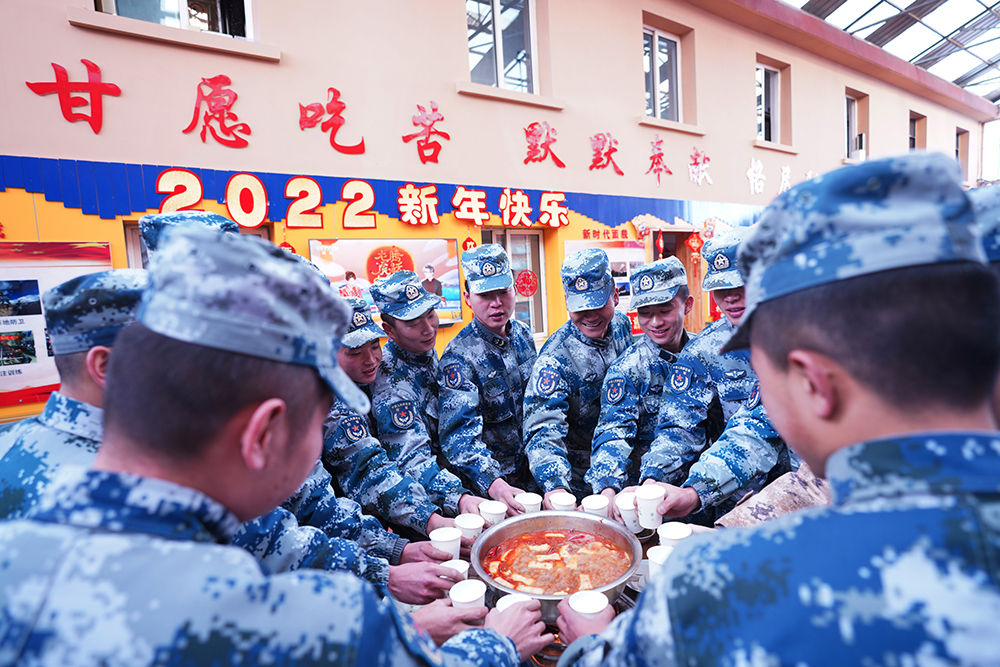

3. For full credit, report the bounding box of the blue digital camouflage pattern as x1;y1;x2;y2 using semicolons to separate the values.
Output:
372;340;469;514
462;243;514;294
370;270;441;321
628;257;686;310
341;296;384;349
523;311;633;496
644;317;755;485
0;392;101;518
561;248;614;312
43;269;148;355
586;332;689;493
323;393;441;535
970;182;1000;262
561;432;1000;665
700;227;751;292
725;152;984;352
140;224;368;413
138;209;239;256
439;317;538;495
681;393;799;520
0;469;519;666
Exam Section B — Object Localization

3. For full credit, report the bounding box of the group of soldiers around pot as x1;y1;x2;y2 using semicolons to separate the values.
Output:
0;150;998;665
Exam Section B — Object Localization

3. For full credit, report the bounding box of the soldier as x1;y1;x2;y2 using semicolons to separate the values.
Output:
970;182;1000;422
0;224;551;664
438;244;538;507
370;271;487;517
523;249;633;504
586;258;692;505
557;152;1000;663
323;297;454;536
643;228;756;486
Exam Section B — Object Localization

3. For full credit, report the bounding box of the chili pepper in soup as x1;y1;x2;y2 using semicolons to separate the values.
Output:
482;529;631;595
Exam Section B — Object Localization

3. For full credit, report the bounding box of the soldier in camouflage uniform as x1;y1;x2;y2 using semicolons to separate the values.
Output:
586;258;692;501
370;271;487;517
970;182;1000;422
523;249;633;504
0;224;551;664
438;245;538;507
558;152;1000;664
323;297;454;537
643;228;757;486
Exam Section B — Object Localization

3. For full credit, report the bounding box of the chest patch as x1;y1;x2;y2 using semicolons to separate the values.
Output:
536;368;560;396
389;401;415;429
605;377;626;404
724;369;746;381
342;415;369;442
669;365;693;394
443;363;463;389
746;384;761;410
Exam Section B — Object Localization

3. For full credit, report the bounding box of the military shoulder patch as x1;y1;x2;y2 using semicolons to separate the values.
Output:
389;400;415;429
536;368;561;396
342;415;369;442
443;363;463;389
669;365;693;394
746;384;760;410
724;369;746;381
605;377;626;404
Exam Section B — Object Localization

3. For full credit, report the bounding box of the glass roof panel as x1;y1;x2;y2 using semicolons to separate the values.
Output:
847;2;901;37
825;0;886;30
928;51;987;80
882;23;943;61
921;0;988;36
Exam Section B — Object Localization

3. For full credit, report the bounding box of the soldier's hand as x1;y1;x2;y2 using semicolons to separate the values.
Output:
542;488;572;510
555;597;615;646
657;485;700;518
600;487;620;521
411;599;488;646
488;478;526;515
457;493;488;516
399;540;452;564
387;563;459;605
485;598;553;660
425;513;454;534
459;535;474;560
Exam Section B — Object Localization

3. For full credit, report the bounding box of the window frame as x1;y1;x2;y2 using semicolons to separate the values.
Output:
481;228;548;341
643;26;682;123
466;0;538;95
755;64;780;143
94;0;252;38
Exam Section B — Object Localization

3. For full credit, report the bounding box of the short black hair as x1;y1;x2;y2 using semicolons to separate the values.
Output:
53;351;87;387
104;324;329;460
751;262;1000;410
345;271;356;281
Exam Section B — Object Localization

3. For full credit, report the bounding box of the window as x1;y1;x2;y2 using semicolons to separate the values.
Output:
124;220;269;268
481;229;547;339
909;111;926;151
755;65;779;142
845;88;869;160
643;28;680;122
466;0;535;94
95;0;248;37
956;128;970;181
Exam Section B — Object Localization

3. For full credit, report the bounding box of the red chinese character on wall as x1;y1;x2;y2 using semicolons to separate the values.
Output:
500;188;533;227
589;132;624;176
452;186;491;227
689;148;713;186
25;59;121;134
524;121;566;168
299;87;365;154
582;229;591;240
182;74;251;148
538;192;569;229
397;183;439;225
620;228;629;240
646;135;672;185
402;101;450;164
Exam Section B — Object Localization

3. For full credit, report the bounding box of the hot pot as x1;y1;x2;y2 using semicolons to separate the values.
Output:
469;510;642;624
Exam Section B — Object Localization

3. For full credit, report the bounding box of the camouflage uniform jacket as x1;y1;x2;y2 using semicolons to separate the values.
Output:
523;311;633;497
323;392;440;535
0;392;100;519
562;432;1000;665
644;317;755;484
439;318;538;495
0;469;519;666
586;332;689;494
681;391;800;520
372;340;468;514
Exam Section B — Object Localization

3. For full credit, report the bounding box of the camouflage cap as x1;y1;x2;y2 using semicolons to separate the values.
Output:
341;297;385;349
969;183;1000;263
369;271;439;321
43;269;148;355
139;211;240;261
701;227;752;292
461;244;513;294
630;257;688;309
561;248;613;313
723;152;984;353
138;225;369;413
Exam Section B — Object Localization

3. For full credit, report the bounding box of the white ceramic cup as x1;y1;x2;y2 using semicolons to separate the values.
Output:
568;590;610;618
455;513;485;539
657;521;694;547
442;559;469;580
615;491;643;533
449;579;487;608
581;494;610;517
514;492;542;513
549;491;577;511
479;500;508;526
646;544;674;579
635;485;666;530
494;592;533;613
429;526;462;559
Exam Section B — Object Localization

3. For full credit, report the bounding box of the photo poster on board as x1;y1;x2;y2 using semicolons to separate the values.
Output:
564;238;647;315
308;238;464;324
0;242;113;407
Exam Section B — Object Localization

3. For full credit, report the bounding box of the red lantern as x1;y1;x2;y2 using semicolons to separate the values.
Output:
684;233;704;253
